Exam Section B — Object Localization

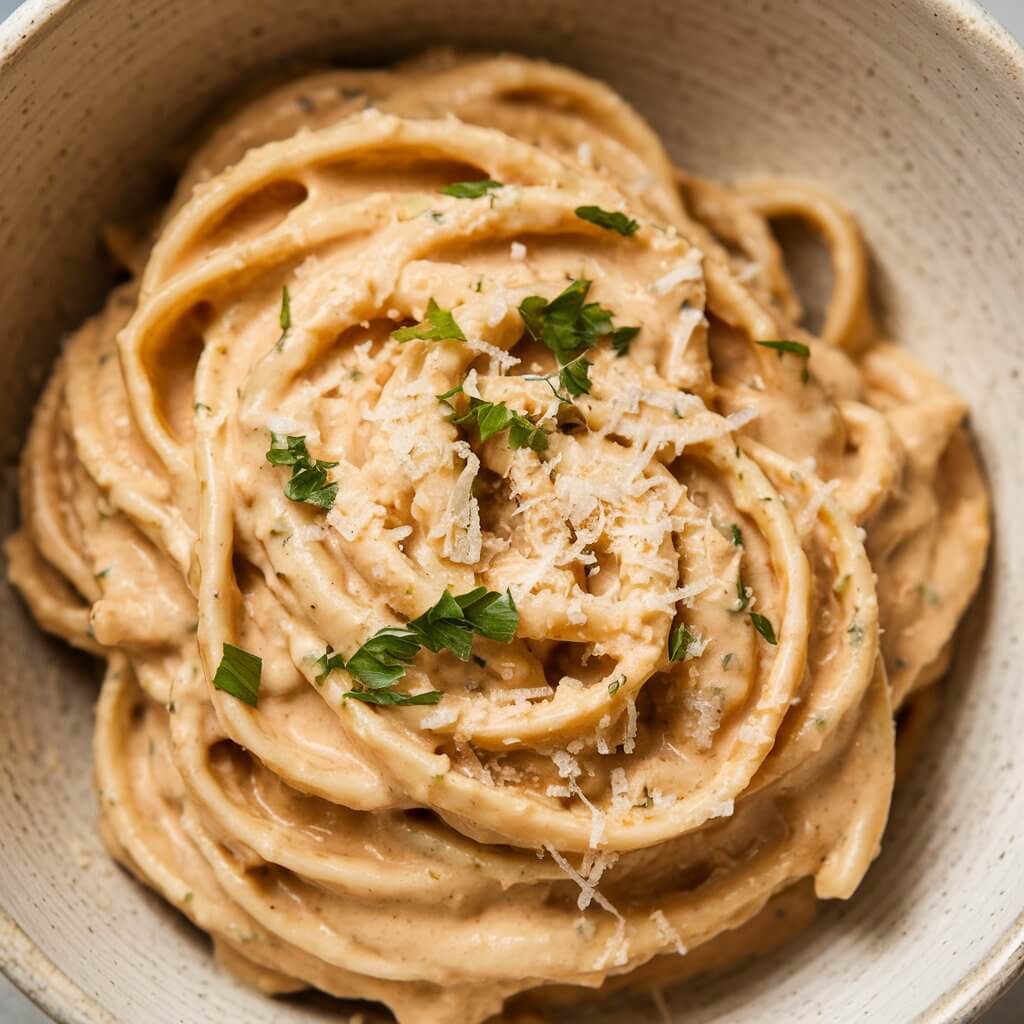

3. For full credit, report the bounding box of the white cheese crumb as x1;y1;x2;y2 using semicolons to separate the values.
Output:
623;696;638;755
650;909;688;956
653;248;705;295
510;241;527;261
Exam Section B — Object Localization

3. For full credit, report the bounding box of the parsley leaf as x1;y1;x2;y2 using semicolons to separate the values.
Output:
730;524;744;547
559;354;592;398
441;384;548;453
610;326;640;357
749;612;778;645
441;179;503;199
345;627;423;687
334;588;519;706
668;625;699;662
455;587;519;643
756;339;810;383
213;643;262;706
313;647;347;684
392;298;467;343
518;279;639;395
575;205;639;237
266;432;339;509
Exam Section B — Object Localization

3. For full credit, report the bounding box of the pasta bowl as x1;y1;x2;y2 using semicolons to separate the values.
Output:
0;0;1022;1022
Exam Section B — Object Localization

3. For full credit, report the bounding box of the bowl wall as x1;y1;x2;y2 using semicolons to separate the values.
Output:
1;1;1022;1022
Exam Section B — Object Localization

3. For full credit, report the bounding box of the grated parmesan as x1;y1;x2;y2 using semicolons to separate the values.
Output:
653;248;705;295
651;909;688;956
623;696;638;755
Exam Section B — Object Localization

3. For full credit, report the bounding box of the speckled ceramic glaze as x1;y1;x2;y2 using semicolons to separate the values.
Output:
0;1;1021;1022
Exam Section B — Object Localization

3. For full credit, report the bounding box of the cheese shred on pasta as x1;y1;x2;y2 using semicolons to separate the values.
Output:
4;50;990;1024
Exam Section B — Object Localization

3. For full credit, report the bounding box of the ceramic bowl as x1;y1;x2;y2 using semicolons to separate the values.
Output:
1;0;1022;1021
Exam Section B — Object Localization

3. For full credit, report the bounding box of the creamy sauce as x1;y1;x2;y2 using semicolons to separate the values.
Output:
5;50;990;1024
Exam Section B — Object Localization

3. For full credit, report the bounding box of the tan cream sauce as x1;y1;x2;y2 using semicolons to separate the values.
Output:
6;51;989;1024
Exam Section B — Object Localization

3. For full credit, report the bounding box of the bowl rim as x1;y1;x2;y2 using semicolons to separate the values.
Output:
0;0;1022;1021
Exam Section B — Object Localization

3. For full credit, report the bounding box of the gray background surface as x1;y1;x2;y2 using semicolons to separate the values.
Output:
0;0;1021;1021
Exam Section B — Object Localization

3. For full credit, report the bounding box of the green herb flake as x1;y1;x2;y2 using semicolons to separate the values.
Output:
756;339;810;382
275;285;291;351
721;652;735;670
392;298;467;343
212;643;262;707
194;402;211;414
574;205;639;237
669;625;699;662
339;588;519;706
345;688;443;706
734;574;751;612
559;354;593;398
610;325;640;357
608;675;626;696
314;646;347;684
518;279;640;392
730;524;743;547
441;179;504;199
756;339;810;358
265;432;339;510
443;385;548;454
749;612;778;645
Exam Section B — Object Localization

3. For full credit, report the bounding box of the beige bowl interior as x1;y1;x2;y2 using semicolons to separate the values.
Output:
1;1;1023;1021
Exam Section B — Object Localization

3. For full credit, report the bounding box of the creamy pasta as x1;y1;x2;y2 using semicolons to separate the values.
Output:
5;51;990;1024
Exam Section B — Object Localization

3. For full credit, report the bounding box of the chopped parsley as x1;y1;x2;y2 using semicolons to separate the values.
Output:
518;279;640;397
730;524;743;547
734;573;751;612
314;588;519;706
608;675;625;696
439;384;548;453
313;647;346;684
558;354;593;398
392;298;467;343
347;688;443;706
756;339;810;383
212;643;262;706
265;432;339;509
574;205;639;237
610;325;640;357
275;286;291;351
749;612;778;645
669;625;699;662
441;179;503;199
